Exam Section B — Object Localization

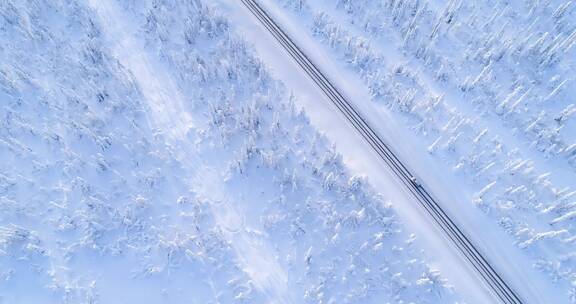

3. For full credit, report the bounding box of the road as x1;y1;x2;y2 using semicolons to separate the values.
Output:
240;0;525;303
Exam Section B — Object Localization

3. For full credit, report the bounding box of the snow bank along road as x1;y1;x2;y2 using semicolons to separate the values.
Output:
240;0;525;303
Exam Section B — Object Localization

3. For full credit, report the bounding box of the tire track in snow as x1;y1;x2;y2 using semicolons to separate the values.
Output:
194;167;292;304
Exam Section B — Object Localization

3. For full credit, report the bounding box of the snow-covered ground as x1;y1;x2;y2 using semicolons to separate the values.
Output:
0;1;477;303
239;0;576;302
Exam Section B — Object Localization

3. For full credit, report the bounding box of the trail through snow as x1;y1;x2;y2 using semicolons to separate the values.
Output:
88;1;292;302
88;0;193;141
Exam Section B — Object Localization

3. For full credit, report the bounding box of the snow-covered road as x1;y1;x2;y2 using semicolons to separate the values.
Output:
238;0;522;302
214;0;568;302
